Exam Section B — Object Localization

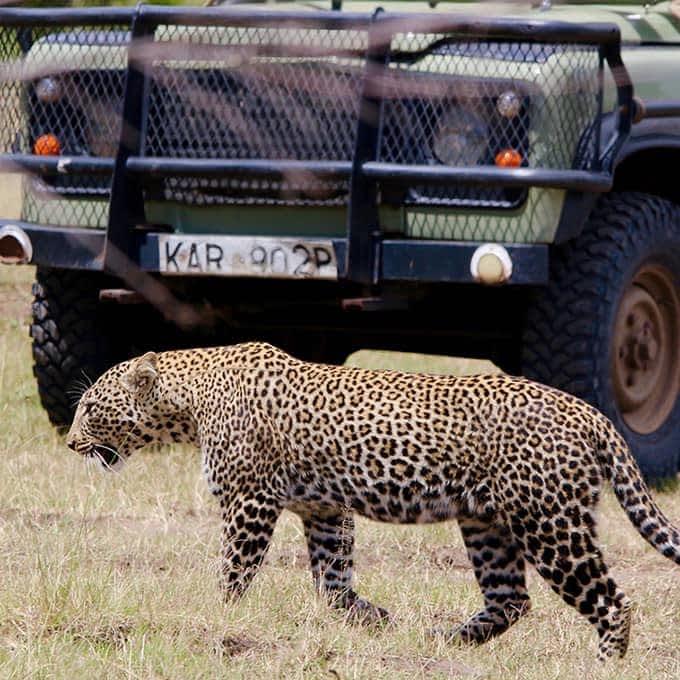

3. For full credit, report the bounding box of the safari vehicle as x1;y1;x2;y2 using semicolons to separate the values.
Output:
0;2;678;479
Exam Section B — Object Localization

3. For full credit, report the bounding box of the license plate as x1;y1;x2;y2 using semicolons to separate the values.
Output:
158;235;338;280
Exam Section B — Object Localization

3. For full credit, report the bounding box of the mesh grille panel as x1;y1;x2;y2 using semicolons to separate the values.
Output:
0;26;128;226
380;38;600;208
0;17;606;223
144;25;367;206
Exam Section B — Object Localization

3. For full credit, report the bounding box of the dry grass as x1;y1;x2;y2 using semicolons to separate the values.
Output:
0;175;22;221
0;265;679;679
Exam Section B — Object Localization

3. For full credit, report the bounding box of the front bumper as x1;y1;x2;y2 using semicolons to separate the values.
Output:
0;219;548;285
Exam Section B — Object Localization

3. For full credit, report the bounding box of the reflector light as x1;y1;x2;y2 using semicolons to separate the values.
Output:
33;134;61;156
494;148;522;168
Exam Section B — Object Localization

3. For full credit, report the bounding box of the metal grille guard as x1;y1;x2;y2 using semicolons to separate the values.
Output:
0;5;635;285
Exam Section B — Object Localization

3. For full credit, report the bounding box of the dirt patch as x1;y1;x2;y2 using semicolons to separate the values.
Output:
337;653;485;679
0;507;67;529
2;615;134;650
66;620;133;649
270;546;309;570
111;553;178;575
429;546;470;570
217;635;263;658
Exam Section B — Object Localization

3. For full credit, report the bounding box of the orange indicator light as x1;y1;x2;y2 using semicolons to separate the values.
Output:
33;134;61;156
494;148;523;168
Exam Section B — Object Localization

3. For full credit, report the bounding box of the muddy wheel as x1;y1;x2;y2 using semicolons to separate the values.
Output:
611;264;680;435
523;192;680;480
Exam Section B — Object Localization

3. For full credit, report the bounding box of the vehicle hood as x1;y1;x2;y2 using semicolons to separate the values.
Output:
279;1;680;44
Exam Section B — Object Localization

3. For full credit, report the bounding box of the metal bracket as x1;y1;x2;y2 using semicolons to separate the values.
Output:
104;8;154;273
344;9;389;286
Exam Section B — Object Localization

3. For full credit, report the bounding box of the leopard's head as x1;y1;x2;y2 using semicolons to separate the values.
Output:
66;351;194;470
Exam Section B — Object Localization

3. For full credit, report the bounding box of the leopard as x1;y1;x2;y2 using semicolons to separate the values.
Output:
66;341;680;661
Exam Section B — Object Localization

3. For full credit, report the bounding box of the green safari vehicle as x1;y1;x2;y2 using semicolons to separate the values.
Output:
0;1;678;478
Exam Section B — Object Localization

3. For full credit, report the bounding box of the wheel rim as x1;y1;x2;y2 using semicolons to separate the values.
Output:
612;263;680;434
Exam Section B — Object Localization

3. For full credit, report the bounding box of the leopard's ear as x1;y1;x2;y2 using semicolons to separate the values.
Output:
120;352;158;397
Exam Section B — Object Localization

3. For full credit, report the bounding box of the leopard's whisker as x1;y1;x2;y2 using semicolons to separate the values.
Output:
92;443;124;472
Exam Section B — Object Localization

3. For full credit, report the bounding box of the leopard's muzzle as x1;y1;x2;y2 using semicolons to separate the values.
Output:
67;435;122;469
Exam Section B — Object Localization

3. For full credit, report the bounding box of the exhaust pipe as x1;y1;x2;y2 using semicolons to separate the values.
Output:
0;225;33;265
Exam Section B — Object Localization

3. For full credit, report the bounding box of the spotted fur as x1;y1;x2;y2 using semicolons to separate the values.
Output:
67;342;680;660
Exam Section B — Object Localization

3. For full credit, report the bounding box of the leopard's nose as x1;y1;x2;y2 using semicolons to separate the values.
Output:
66;434;78;452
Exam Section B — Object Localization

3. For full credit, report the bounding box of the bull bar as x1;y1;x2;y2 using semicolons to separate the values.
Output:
0;5;636;286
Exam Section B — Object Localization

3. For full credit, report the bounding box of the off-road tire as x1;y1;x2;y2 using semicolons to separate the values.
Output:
522;192;680;480
30;267;115;429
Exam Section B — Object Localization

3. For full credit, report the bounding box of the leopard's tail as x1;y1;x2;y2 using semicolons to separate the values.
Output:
596;416;680;565
597;414;680;564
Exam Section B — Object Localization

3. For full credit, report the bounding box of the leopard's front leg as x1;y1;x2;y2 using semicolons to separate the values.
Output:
201;413;288;600
219;492;284;599
301;509;389;624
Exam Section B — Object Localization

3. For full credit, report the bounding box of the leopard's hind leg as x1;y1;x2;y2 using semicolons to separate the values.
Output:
301;509;389;624
509;506;632;660
446;515;532;644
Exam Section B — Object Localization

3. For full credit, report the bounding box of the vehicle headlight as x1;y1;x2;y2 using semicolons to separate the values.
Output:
431;106;489;166
496;90;522;119
35;77;63;104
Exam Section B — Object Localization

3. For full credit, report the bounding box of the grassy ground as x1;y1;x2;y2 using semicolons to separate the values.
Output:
0;265;678;679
